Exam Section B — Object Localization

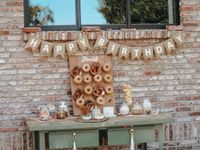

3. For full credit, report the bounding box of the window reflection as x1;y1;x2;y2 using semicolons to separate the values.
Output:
28;0;76;26
81;0;126;25
130;0;169;24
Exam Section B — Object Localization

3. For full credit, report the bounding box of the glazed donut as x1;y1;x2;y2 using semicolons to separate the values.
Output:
92;84;104;97
105;85;113;95
74;75;83;84
103;74;112;83
103;63;111;72
96;96;105;105
73;88;83;100
71;66;82;78
94;74;102;83
82;63;90;72
90;62;101;75
84;85;93;95
76;97;85;107
83;75;92;83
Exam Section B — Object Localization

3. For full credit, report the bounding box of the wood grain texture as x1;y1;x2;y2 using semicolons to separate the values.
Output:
69;54;115;116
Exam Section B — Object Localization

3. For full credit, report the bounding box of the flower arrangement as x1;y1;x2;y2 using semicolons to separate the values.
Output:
122;84;133;107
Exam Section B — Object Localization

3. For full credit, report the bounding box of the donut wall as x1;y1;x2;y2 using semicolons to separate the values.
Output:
69;54;115;116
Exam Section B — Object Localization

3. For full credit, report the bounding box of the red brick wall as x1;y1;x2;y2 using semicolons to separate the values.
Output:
0;0;200;149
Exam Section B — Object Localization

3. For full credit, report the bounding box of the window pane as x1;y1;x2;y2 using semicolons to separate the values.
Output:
28;0;76;26
81;0;126;25
131;0;171;24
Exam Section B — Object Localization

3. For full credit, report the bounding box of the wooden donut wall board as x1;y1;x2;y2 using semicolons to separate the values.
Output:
69;54;115;116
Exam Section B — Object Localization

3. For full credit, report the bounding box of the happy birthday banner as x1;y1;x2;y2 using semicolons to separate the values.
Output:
25;33;183;60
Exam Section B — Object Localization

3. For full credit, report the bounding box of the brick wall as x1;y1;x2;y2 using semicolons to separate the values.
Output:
0;0;200;149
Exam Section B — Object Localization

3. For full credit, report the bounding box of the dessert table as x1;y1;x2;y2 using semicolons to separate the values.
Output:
25;115;174;150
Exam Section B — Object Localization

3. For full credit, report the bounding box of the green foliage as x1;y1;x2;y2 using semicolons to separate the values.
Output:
131;0;168;23
98;0;126;24
98;0;168;24
29;5;54;26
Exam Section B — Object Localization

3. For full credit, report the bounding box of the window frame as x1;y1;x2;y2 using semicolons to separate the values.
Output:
24;0;180;31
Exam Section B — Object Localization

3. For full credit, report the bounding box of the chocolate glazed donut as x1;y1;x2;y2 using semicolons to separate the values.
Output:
71;66;82;78
90;62;101;76
92;84;104;97
73;88;83;101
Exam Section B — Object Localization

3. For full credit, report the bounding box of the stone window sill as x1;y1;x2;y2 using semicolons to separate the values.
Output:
23;26;183;41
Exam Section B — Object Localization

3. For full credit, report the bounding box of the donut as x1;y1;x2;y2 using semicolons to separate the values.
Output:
80;100;95;114
103;63;111;72
76;97;85;107
105;85;113;95
84;85;93;95
84;100;95;110
90;62;101;75
74;75;83;84
103;74;112;83
94;74;102;83
83;75;92;83
73;88;83;100
82;63;90;72
93;84;104;97
71;66;82;78
96;96;105;105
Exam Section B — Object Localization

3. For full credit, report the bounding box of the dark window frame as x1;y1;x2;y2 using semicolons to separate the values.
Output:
24;0;180;31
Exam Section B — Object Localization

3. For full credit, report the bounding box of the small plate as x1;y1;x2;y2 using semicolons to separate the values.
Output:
74;117;109;123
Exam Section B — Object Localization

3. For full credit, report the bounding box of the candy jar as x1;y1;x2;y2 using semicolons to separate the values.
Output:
132;102;143;115
56;101;69;119
38;105;49;121
143;98;152;114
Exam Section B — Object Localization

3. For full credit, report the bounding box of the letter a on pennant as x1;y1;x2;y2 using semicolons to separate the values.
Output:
40;41;53;57
164;39;176;54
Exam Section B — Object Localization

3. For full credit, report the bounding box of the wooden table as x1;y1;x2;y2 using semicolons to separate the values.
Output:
25;115;174;150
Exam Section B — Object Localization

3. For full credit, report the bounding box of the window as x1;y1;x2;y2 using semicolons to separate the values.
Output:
24;0;180;30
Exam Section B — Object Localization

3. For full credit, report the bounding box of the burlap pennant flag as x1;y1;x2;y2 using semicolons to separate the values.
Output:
173;33;184;48
131;47;142;60
77;36;90;51
153;43;165;58
25;36;42;51
66;41;79;56
40;41;53;57
53;43;65;58
94;36;109;50
143;46;154;60
119;46;130;60
106;42;120;56
164;39;176;54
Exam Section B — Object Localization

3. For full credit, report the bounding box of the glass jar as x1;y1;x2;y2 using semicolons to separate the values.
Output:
56;101;69;119
120;102;129;115
38;105;49;121
143;98;152;114
56;107;66;119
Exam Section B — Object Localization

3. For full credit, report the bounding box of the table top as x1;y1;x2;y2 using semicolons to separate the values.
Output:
25;115;174;132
